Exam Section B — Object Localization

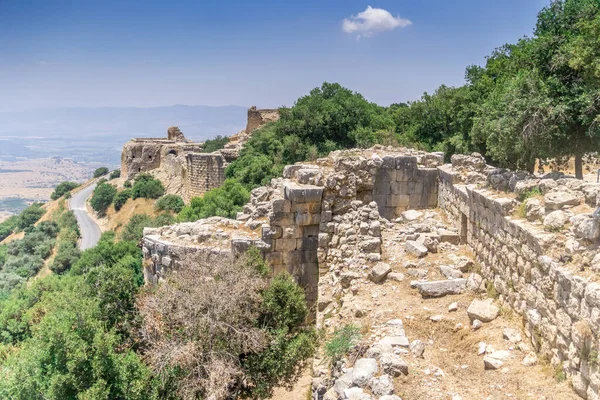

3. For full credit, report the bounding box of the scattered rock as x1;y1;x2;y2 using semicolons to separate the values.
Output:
410;340;425;358
366;341;394;359
369;262;391;283
369;374;394;396
405;240;428;258
478;342;487;355
544;191;579;210
483;355;504;370
379;396;402;400
388;272;405;282
430;314;444;322
351;358;379;387
525;198;543;221
467;299;499;322
415;279;467;298
340;271;361;288
334;371;353;398
344;387;372;400
380;336;409;347
401;210;423;222
522;352;538;366
503;328;522;343
543;210;567;230
467;273;485;292
440;265;463;279
380;353;409;376
472;319;482;330
448;302;458;312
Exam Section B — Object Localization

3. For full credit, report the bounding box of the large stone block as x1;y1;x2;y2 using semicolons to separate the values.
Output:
282;182;323;203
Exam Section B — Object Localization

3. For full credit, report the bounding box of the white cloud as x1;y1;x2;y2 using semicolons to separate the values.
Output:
343;6;412;38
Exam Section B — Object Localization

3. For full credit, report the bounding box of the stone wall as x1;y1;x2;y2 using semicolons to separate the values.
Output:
183;153;227;202
437;159;600;399
246;106;280;134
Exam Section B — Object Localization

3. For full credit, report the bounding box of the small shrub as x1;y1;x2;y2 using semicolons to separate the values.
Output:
514;201;527;219
50;240;81;274
114;189;132;212
201;135;230;153
518;187;542;201
486;280;498;299
324;324;361;363
16;203;45;231
120;213;175;242
50;181;80;200
132;174;165;199
109;169;121;180
155;194;184;213
124;180;132;188
93;167;109;178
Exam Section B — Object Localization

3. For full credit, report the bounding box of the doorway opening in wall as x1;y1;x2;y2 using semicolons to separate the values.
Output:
139;167;142;172
167;150;177;156
460;213;468;244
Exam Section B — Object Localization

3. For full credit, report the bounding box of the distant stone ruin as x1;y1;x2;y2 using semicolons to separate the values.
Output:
142;146;600;398
120;106;279;202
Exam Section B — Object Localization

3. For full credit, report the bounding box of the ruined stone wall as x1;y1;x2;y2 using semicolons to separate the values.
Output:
438;163;600;399
183;153;227;202
121;139;165;179
246;106;280;134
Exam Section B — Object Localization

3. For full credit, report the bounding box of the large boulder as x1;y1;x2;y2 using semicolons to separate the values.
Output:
380;353;409;376
525;198;543;222
572;215;600;241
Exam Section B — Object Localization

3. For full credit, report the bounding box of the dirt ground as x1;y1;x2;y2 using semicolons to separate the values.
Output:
276;211;580;400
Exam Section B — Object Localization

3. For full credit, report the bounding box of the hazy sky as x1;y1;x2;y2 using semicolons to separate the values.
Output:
0;0;549;112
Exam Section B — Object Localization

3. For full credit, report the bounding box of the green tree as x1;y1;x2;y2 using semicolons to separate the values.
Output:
109;169;121;180
202;135;230;153
93;167;109;178
178;179;249;221
132;174;165;199
155;194;185;213
90;183;117;216
50;181;80;200
114;189;132;211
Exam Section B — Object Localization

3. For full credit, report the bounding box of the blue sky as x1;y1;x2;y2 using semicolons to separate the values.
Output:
0;0;549;111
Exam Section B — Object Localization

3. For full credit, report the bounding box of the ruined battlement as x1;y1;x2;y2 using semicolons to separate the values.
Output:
120;106;278;201
142;147;600;398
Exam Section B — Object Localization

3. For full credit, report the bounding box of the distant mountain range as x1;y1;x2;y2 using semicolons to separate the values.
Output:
0;105;248;164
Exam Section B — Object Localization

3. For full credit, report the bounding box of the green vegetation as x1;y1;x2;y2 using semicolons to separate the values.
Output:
0;216;19;242
110;169;121;179
518;187;542;201
201;134;229;153
178;179;249;221
138;247;315;399
50;181;80;200
0;233;154;399
114;189;132;211
124;179;132;188
324;324;361;364
49;201;81;274
93;166;109;178
155;194;184;213
121;213;176;242
132;173;165;200
90;182;117;216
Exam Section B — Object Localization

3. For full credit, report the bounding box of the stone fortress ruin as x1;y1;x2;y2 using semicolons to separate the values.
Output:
121;106;279;202
140;144;600;398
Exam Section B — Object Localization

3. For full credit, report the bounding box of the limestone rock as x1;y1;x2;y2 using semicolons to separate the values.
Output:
410;340;425;358
483;355;504;370
448;302;458;312
543;210;567;230
503;328;522;343
366;341;394;359
369;262;391;283
401;210;423;222
405;240;428;258
380;353;409;376
388;272;405;282
369;374;394;396
416;279;467;298
380;336;409;348
544;191;579;210
522;352;538;366
334;371;353;398
572;214;600;240
352;358;379;387
341;271;361;288
440;265;463;279
467;299;499;322
344;387;372;400
525;198;543;221
379;396;402;400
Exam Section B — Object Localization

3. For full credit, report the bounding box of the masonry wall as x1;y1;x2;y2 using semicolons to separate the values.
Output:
438;167;600;399
183;153;227;202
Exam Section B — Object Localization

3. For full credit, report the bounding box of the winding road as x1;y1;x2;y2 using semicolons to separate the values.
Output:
69;181;101;250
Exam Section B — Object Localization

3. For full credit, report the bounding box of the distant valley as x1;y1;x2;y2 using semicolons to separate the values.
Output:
0;104;248;215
